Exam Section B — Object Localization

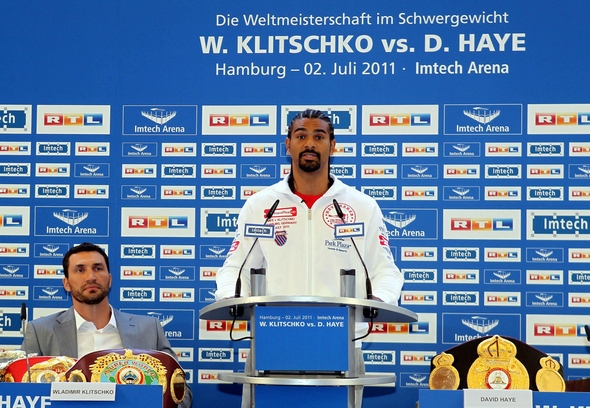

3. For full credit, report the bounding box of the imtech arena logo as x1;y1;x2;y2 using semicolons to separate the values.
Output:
122;142;157;157
33;286;69;301
36;142;69;156
120;288;155;301
34;243;69;258
402;269;437;283
36;163;69;177
527;104;590;135
527;210;590;240
121;185;157;200
484;187;521;201
122;105;197;135
34;207;109;237
443;104;522;136
121;267;154;280
444;209;520;240
122;209;194;238
485;142;521;156
361;143;396;157
0;163;30;177
242;143;276;157
402;143;438;157
527;164;563;178
37;105;110;135
240;164;275;179
443;186;480;201
442;314;521;344
400;373;430;388
120;245;156;259
527;142;564;157
75;143;110;156
35;265;65;278
161;245;195;259
200;186;235;200
202;164;236;178
483;269;521;284
0;264;29;279
442;142;480;157
569;164;590;179
361;105;438;135
0;141;30;155
526;292;564;307
160;266;196;281
381;209;438;239
74;163;110;178
443;269;479;284
361;165;396;179
281;105;356;136
202;105;275;135
161;164;196;178
570;248;590;262
200;245;230;260
443;165;479;179
162;143;196;156
160;288;194;302
201;143;237;157
122;309;195;340
161;186;195;200
0;308;30;336
0;105;32;134
122;164;156;178
525;247;564;263
0;244;29;257
361;186;396;201
0;185;29;198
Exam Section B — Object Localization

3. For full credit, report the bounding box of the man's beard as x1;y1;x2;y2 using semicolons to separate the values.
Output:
70;282;110;305
298;150;321;173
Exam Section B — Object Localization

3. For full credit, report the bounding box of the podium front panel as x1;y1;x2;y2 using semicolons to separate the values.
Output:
255;385;348;408
254;305;349;372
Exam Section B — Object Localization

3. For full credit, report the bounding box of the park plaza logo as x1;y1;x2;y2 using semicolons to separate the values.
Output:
1;142;30;155
527;104;590;135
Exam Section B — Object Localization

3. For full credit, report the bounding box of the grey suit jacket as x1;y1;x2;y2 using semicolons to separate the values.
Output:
22;307;193;407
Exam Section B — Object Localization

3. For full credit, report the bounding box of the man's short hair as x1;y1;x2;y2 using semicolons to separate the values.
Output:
62;242;110;278
287;109;335;140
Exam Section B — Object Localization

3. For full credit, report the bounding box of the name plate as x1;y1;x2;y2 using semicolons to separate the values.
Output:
51;382;116;401
254;305;348;372
463;389;532;408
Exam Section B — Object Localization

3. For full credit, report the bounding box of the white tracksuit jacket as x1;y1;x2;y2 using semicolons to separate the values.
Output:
215;175;404;305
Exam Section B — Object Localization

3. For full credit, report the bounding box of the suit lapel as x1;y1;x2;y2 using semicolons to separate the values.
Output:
114;309;139;348
55;308;78;358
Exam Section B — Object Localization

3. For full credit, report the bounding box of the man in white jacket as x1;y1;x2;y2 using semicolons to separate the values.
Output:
215;108;404;407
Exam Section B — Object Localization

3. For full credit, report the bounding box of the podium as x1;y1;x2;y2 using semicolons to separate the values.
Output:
200;295;418;407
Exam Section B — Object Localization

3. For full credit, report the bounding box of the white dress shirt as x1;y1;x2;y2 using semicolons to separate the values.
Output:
74;305;123;358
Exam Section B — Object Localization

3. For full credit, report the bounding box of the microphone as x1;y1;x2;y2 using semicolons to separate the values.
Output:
585;325;590;341
20;303;32;382
230;199;280;317
333;199;378;319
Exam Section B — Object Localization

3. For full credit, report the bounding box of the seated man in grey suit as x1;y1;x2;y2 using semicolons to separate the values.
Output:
22;242;193;408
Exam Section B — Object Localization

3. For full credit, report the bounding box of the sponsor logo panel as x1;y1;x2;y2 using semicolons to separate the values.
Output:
122;105;198;135
202;105;276;135
34;206;108;237
121;207;195;237
362;105;439;135
37;105;110;134
444;104;522;136
444;209;521;240
281;105;356;135
0;105;32;134
527;104;590;135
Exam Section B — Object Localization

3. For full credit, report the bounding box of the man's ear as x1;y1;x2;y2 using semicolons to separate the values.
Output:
330;139;336;155
63;277;71;292
285;137;291;154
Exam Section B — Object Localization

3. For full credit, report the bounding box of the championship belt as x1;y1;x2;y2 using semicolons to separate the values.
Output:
65;349;187;408
2;355;76;382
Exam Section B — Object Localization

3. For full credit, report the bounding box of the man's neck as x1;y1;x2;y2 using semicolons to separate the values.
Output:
73;300;112;330
290;168;332;195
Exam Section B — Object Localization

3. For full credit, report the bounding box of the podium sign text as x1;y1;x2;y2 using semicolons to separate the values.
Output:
254;305;348;372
